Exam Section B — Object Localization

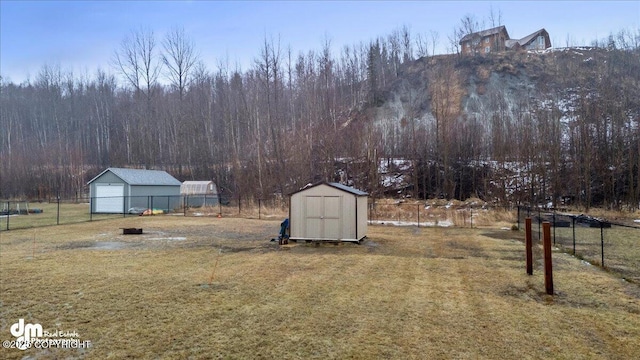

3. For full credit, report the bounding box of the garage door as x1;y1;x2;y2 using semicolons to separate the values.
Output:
95;184;124;213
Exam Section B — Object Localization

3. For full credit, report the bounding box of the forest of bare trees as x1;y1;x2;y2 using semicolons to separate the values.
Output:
1;24;639;210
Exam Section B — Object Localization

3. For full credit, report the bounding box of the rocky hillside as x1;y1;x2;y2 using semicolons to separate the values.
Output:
355;47;640;208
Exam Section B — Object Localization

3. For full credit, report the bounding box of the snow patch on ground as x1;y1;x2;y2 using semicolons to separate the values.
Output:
90;242;129;250
371;220;453;227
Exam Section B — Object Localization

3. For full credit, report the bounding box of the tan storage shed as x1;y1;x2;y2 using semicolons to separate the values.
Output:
289;182;368;243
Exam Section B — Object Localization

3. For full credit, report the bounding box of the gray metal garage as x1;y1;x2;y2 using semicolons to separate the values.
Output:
88;168;182;214
289;182;368;242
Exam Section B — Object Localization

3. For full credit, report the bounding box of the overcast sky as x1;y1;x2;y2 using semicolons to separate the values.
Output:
1;0;639;84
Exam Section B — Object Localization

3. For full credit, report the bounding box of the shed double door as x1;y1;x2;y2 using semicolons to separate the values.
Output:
305;195;342;240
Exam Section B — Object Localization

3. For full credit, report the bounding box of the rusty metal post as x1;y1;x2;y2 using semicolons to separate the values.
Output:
525;218;533;275
543;222;553;295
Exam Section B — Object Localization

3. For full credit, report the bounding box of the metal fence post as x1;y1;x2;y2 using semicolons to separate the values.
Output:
370;200;375;223
572;217;576;255
90;197;93;221
600;221;605;267
543;222;554;295
552;210;556;245
57;193;60;225
417;204;420;228
259;199;261;220
525;218;533;275
6;201;10;230
538;208;541;240
470;207;473;229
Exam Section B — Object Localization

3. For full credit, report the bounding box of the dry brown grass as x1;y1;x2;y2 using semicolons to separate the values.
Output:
1;216;639;359
370;198;516;228
573;207;640;226
186;198;289;221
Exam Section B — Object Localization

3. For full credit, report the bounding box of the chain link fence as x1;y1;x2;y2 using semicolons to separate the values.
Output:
4;197;637;284
517;206;640;283
0;194;290;232
368;199;516;228
183;195;288;220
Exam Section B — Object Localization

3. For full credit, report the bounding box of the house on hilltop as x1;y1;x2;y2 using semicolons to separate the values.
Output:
460;26;551;55
506;29;551;51
460;26;510;55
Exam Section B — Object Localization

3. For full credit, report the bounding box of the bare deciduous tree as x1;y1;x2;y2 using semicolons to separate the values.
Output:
112;28;162;101
162;27;199;100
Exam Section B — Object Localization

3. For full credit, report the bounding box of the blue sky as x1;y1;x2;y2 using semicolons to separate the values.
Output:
1;0;639;84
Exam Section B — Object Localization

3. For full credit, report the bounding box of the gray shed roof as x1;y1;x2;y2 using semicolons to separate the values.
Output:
88;167;182;186
327;182;368;196
290;181;368;196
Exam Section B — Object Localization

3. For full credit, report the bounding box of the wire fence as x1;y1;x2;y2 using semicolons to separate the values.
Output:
1;197;511;231
367;200;516;228
0;195;290;232
3;197;637;283
516;206;640;283
183;195;288;220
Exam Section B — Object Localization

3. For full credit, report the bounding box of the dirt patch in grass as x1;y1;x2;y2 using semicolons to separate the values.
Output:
1;217;639;359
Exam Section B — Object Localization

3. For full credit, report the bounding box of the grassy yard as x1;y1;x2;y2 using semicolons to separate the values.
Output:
0;202;128;230
551;225;640;283
1;216;639;359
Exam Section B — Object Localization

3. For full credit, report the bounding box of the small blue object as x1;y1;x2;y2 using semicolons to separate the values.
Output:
279;218;290;239
272;218;290;244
